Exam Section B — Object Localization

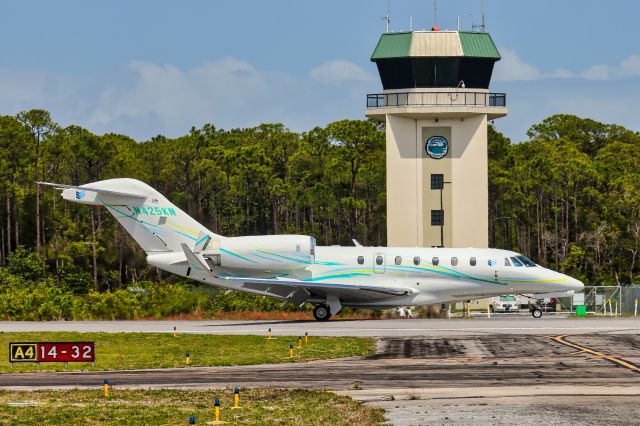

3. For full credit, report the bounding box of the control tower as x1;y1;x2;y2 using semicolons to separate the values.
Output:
365;29;507;248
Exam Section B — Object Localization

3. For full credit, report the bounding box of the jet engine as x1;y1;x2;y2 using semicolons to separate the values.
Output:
219;235;316;271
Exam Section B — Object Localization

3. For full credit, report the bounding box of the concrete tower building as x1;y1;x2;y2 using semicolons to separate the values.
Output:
365;30;507;248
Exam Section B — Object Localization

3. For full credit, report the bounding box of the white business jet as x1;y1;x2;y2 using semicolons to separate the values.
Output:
39;179;583;320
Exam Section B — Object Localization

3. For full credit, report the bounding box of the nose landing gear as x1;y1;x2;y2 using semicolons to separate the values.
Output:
530;306;543;318
313;304;332;321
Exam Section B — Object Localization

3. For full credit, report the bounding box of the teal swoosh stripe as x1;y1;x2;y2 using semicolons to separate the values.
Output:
312;265;506;286
100;196;197;242
304;273;371;282
250;252;287;263
255;249;311;265
220;248;259;264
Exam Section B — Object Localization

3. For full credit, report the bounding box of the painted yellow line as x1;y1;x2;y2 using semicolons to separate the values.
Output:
548;335;640;374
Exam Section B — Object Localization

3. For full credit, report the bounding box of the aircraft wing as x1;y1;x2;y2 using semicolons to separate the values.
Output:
220;276;416;305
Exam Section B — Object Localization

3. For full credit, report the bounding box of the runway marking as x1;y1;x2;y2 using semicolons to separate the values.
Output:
548;335;640;374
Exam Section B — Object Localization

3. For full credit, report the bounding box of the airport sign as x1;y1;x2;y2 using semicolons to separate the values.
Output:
9;342;95;363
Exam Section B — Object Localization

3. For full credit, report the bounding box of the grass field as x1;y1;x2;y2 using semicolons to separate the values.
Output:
1;332;374;372
0;388;386;425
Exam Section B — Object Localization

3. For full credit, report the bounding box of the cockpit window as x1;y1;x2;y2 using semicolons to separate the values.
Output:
510;257;523;267
504;258;511;266
516;255;537;267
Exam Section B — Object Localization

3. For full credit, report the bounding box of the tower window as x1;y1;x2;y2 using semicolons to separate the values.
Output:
431;210;444;226
431;174;444;190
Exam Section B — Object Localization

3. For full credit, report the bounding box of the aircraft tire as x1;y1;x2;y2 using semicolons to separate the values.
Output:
531;307;543;319
313;304;332;321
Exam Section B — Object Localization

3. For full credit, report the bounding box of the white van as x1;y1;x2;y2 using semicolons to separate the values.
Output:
491;295;520;313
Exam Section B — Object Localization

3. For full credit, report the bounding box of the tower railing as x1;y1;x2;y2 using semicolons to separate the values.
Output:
366;92;506;108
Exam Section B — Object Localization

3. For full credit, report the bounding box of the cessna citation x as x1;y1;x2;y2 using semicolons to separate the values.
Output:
39;179;583;321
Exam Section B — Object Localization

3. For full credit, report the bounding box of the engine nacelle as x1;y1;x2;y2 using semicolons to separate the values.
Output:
219;235;316;271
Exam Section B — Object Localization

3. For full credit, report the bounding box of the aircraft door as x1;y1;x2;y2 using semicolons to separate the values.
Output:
374;253;386;274
488;257;499;282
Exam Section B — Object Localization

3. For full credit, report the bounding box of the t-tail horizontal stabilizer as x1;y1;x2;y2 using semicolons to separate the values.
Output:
37;181;146;205
180;243;211;275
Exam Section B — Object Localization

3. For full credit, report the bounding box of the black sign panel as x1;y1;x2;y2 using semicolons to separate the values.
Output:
9;343;38;362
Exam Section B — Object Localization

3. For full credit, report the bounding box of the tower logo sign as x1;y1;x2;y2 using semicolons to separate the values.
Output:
425;136;449;159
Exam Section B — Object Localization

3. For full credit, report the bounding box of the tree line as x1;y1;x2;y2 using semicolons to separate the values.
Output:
0;109;638;295
0;111;385;293
489;114;640;285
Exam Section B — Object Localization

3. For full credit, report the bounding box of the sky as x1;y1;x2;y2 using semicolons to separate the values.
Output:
1;0;639;142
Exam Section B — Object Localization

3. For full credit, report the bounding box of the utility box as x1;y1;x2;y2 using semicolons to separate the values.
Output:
575;305;587;317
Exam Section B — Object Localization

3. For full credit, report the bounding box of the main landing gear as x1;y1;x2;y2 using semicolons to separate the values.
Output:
313;304;332;321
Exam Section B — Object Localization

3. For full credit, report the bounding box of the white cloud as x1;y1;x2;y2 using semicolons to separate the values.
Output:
543;68;574;79
88;57;298;133
577;54;640;80
582;64;610;80
494;49;640;82
309;59;375;85
493;48;542;81
618;53;640;77
0;57;378;139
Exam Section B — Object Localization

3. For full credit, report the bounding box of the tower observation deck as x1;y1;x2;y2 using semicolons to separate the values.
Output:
365;29;507;248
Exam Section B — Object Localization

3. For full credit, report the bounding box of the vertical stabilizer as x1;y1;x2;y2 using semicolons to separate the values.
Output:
40;178;221;253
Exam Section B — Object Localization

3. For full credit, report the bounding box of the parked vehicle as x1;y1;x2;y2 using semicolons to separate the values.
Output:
491;295;520;313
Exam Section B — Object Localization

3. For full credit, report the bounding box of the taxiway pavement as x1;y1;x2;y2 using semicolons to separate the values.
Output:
4;319;640;425
1;317;639;336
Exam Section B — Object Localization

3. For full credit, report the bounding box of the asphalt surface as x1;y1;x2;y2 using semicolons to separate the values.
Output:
3;319;640;425
1;317;639;336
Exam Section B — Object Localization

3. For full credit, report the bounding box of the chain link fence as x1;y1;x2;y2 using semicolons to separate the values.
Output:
557;285;640;316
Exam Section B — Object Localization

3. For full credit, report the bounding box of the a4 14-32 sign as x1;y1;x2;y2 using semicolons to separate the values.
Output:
10;342;95;364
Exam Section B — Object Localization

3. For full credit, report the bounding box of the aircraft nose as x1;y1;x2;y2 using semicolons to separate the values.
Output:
567;276;584;291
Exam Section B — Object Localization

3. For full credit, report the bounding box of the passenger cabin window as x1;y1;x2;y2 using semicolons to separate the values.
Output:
470;257;477;266
357;256;364;265
504;258;512;266
395;256;402;265
376;255;384;266
451;257;458;266
432;257;439;266
510;257;523;267
413;256;420;266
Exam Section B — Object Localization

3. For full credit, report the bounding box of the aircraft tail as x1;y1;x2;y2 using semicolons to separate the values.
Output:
39;178;220;253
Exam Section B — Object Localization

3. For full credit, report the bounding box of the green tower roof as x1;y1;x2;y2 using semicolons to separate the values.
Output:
371;31;501;61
